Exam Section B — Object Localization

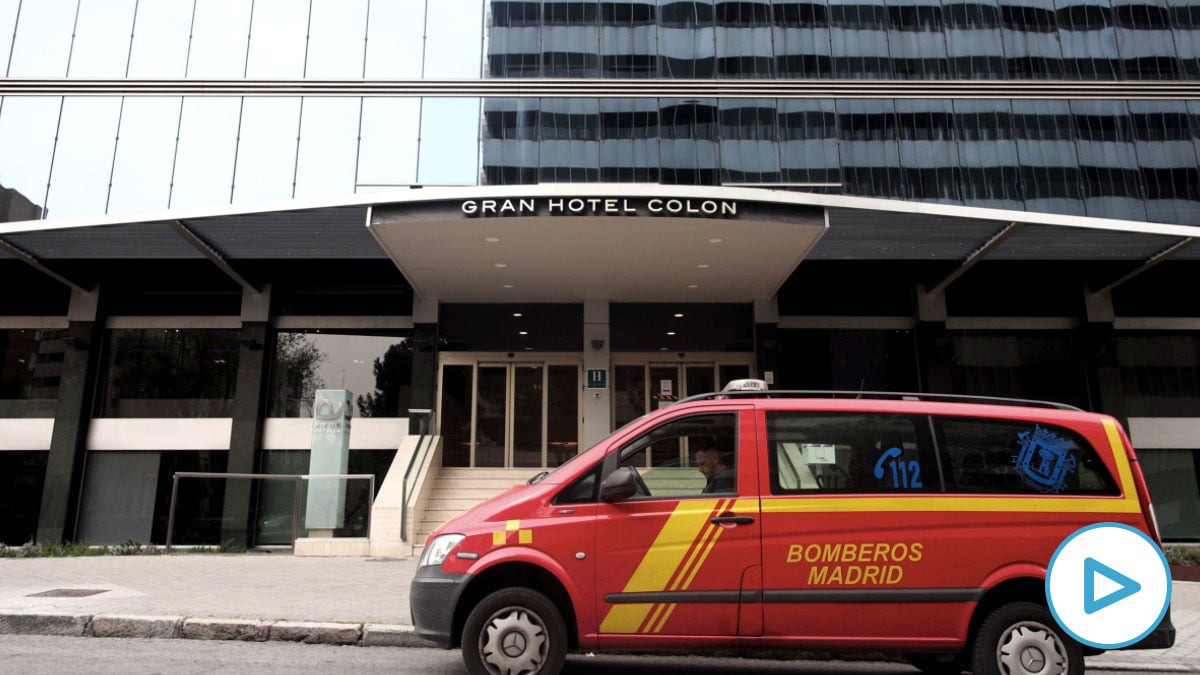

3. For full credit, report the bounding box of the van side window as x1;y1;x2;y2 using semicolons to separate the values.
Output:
936;417;1118;495
767;412;935;494
615;413;738;498
556;464;601;504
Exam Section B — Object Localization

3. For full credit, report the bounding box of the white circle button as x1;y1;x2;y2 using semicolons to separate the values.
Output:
1046;522;1171;649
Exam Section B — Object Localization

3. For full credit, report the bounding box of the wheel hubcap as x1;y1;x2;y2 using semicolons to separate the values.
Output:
996;621;1069;675
479;607;549;675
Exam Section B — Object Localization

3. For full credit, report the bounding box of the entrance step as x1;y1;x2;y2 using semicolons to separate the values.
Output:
414;468;544;547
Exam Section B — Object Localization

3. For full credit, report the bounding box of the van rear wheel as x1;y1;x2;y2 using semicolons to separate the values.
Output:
970;601;1082;675
462;587;567;675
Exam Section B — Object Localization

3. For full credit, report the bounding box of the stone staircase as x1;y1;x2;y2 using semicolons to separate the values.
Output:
413;467;544;553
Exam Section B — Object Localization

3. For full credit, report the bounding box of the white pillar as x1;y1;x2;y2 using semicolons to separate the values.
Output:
583;300;610;450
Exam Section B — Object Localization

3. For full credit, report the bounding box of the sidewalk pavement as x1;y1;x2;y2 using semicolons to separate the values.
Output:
0;552;1196;671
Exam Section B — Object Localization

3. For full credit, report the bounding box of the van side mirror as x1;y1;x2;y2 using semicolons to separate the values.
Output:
600;466;639;502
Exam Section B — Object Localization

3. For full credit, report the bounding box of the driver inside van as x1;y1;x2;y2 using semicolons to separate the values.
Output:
694;442;736;494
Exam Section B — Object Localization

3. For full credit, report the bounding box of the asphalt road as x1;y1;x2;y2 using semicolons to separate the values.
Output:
0;634;1166;675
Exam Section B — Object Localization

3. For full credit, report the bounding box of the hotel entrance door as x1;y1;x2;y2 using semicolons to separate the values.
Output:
439;358;581;468
612;357;754;429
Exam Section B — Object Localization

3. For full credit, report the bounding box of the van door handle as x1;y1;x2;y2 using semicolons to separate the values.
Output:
710;515;754;525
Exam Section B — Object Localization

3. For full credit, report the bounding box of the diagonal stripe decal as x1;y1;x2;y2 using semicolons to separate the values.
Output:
599;499;722;634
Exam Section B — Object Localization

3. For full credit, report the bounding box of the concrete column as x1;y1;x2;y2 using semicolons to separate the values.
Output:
1081;288;1115;414
754;298;780;388
36;287;102;543
912;285;949;394
221;285;272;547
583;301;610;450
409;297;439;435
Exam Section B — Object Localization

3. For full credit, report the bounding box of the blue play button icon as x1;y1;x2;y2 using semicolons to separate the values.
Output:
1047;523;1171;649
1084;557;1141;614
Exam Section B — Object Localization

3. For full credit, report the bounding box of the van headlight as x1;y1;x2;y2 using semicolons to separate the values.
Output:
419;534;465;567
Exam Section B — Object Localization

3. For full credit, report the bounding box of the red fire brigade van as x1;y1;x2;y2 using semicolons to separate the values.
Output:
411;385;1174;675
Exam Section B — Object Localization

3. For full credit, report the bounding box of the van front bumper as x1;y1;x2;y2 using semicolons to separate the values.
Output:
410;566;473;648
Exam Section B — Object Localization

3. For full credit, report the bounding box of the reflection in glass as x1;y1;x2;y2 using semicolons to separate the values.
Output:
296;98;360;199
109;98;184;213
358;98;422;188
255;447;394;544
77;450;229;545
424;0;485;77
0;451;47;545
127;0;192;78
187;0;251;78
46;97;121;217
475;365;507;467
308;0;368;78
440;364;473;467
418;99;483;184
0;0;18;76
170;98;240;209
512;365;544;467
268;330;412;418
614;364;646;429
6;0;74;77
685;365;715;397
233;98;302;204
256;449;308;545
1140;450;1200;540
547;364;579;465
99;329;240;418
364;0;426;78
0;97;61;212
69;0;135;77
0;329;63;418
245;0;308;78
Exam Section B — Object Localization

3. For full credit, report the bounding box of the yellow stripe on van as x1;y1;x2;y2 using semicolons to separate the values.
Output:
1102;417;1140;502
599;500;721;634
759;495;1140;515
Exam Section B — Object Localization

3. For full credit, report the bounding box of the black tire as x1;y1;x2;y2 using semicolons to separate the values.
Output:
970;601;1083;675
462;587;567;675
905;652;966;674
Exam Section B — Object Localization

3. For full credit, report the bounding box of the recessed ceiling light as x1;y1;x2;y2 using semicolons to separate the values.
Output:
660;347;669;351
708;238;722;244
513;312;523;317
524;347;533;350
674;313;684;318
697;263;710;269
503;284;515;288
519;331;528;335
687;283;699;289
494;263;508;268
667;331;676;336
485;237;500;243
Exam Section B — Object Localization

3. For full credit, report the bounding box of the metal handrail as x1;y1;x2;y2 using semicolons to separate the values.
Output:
165;471;376;552
400;409;434;543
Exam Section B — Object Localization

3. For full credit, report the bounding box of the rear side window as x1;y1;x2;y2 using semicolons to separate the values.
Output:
767;412;937;494
936;417;1118;495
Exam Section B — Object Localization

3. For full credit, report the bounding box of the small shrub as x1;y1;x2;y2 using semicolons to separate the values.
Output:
1164;545;1200;567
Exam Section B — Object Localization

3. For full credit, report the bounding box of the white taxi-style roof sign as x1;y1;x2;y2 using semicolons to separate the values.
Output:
723;379;769;392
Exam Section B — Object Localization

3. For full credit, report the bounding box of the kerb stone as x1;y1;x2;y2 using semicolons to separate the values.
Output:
269;621;362;645
362;623;434;648
181;617;270;642
0;611;91;636
91;614;183;638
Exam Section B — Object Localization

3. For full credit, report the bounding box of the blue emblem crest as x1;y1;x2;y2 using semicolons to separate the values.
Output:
1013;425;1076;494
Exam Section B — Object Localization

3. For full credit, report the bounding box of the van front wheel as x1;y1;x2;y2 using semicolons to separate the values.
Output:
462;587;567;675
970;602;1083;675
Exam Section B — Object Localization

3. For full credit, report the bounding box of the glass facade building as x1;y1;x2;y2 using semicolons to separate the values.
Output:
1;1;1198;547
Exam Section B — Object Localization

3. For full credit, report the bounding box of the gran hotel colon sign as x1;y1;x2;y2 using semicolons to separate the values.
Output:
460;196;737;218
